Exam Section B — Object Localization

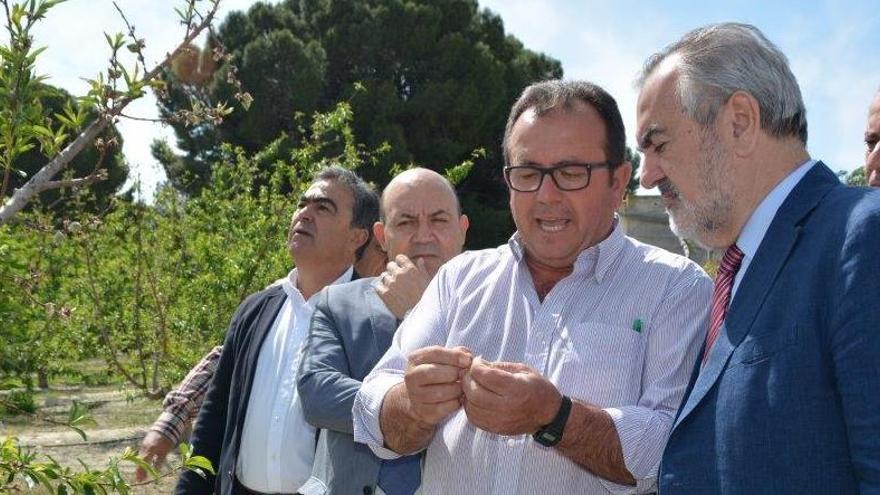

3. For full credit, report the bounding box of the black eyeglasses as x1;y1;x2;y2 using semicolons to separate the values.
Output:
504;162;612;192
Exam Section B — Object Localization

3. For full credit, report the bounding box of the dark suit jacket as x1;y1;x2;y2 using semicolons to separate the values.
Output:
297;277;420;495
176;272;357;495
659;163;880;494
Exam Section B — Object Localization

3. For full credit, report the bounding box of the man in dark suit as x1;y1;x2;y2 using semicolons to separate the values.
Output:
175;166;379;495
296;168;469;495
636;22;880;493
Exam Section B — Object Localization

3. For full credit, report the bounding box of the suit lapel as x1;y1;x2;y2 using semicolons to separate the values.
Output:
674;163;838;428
239;287;287;399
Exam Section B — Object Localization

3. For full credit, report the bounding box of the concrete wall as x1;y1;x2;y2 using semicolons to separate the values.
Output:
619;195;714;265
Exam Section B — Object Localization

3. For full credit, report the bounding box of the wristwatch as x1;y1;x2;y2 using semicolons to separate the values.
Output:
532;395;572;447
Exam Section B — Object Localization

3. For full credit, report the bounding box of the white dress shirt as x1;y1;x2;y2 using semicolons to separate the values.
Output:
237;267;353;493
731;159;816;299
353;222;712;495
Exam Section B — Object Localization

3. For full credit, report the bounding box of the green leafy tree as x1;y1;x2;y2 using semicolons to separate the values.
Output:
844;166;867;186
155;0;563;247
0;208;96;390
61;102;383;394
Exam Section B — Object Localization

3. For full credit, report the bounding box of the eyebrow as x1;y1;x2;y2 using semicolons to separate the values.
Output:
866;131;879;141
637;124;665;152
398;209;453;220
300;195;338;212
511;159;599;167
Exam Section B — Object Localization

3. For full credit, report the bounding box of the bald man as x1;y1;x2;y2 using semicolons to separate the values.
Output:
865;89;880;187
297;168;469;495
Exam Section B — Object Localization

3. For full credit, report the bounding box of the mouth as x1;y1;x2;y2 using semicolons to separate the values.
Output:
657;179;680;204
536;218;570;232
409;253;439;263
291;226;313;238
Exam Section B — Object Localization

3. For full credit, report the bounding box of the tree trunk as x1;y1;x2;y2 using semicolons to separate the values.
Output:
37;369;49;390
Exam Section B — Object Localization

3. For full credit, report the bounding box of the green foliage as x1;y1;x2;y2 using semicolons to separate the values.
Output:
843;167;867;186
12;87;129;215
0;211;85;382
0;0;63;177
155;0;563;247
1;102;384;394
0;389;36;415
0;0;127;216
0;435;213;493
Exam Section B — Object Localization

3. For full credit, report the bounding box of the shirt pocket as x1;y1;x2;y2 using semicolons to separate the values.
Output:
554;322;645;406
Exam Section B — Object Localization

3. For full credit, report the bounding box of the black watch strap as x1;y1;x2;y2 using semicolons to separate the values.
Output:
532;395;572;447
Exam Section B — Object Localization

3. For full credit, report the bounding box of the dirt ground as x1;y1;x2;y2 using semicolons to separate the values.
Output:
2;385;183;493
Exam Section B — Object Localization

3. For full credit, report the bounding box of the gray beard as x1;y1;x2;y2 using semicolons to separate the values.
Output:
666;131;733;249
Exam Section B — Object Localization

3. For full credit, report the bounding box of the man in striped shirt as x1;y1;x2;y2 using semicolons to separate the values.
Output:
353;80;713;494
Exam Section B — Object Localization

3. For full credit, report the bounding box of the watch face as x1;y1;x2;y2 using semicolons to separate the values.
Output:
537;431;559;445
541;431;556;443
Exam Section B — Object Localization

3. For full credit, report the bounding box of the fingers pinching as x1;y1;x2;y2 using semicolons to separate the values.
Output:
408;345;473;368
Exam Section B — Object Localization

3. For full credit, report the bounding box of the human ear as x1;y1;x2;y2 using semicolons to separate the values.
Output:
724;90;760;156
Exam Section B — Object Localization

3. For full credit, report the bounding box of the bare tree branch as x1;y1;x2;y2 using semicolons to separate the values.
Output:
32;170;108;194
0;0;221;224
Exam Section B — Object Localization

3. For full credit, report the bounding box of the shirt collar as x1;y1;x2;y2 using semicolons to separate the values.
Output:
507;216;625;283
283;266;353;304
736;159;816;260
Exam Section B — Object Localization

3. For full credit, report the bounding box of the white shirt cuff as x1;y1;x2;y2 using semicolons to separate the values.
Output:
599;405;673;494
352;372;405;459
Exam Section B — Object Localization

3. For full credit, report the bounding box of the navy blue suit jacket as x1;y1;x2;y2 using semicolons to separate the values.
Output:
659;163;880;493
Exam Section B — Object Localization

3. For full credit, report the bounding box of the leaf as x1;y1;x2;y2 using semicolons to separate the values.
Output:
29;125;54;138
70;426;87;442
177;442;192;460
124;451;159;479
184;455;215;475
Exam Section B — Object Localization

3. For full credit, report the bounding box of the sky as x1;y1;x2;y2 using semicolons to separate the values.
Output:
31;0;880;200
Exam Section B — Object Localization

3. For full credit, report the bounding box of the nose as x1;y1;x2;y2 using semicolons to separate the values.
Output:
292;205;314;227
640;152;665;190
413;218;435;242
534;171;563;203
867;148;880;187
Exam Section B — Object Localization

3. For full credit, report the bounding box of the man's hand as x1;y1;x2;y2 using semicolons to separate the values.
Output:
403;345;473;425
135;430;175;482
462;357;562;436
379;345;472;454
376;254;431;319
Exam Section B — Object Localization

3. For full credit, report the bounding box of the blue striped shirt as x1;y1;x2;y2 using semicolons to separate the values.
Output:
353;222;712;494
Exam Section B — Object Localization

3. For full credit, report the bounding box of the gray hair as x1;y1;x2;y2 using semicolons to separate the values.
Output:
313;165;379;260
638;22;808;144
502;79;626;169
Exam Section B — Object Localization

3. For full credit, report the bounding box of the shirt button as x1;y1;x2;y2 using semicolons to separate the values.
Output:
507;438;517;447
